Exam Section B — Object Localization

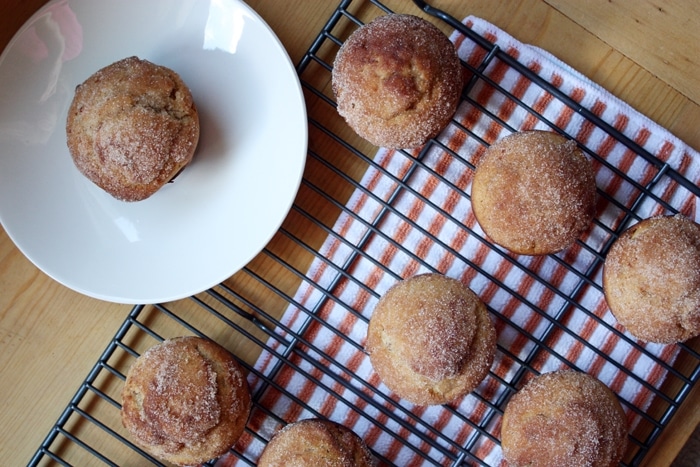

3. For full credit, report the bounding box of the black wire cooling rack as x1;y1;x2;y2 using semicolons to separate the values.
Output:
30;0;700;466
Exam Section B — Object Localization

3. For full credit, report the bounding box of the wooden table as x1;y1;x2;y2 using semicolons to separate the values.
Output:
1;0;699;465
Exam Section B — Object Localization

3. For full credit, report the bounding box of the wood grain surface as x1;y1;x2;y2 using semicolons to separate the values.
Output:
1;0;698;465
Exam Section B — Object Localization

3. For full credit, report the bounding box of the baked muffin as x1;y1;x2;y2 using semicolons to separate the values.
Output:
603;214;700;343
66;56;199;201
121;336;251;466
258;419;375;467
366;273;496;405
471;130;597;255
332;14;462;149
501;370;627;467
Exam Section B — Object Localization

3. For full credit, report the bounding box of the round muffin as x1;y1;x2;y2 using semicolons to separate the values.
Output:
603;214;700;343
66;56;199;202
501;370;627;467
332;14;462;149
471;130;597;255
366;273;496;405
121;336;251;466
258;419;374;467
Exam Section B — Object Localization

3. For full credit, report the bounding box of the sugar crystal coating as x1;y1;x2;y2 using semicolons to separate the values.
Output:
501;370;628;467
258;419;374;466
471;130;597;255
121;336;251;466
603;214;700;343
366;273;496;405
66;56;199;201
332;14;462;149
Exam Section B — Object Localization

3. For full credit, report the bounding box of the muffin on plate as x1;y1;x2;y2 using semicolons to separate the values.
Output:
66;56;199;201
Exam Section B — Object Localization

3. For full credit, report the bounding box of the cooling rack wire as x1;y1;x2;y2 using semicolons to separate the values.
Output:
30;0;700;465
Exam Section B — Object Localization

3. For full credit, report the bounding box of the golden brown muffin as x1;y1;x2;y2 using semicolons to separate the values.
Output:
501;370;628;467
121;336;251;466
331;14;462;149
258;418;375;467
603;214;700;343
366;273;496;405
471;130;597;255
66;56;199;202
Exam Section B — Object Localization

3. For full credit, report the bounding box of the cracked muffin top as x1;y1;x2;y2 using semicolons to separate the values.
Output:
66;56;199;202
332;14;462;149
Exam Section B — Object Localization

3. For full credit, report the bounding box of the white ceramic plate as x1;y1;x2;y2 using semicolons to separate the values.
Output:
0;0;307;303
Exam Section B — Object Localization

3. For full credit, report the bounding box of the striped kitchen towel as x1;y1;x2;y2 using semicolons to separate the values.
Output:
221;15;700;466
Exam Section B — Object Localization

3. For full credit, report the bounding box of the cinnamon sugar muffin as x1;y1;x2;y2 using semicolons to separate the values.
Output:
501;370;628;467
66;56;199;201
332;14;462;149
121;336;251;466
471;130;597;255
603;214;700;343
258;419;375;467
366;273;496;405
